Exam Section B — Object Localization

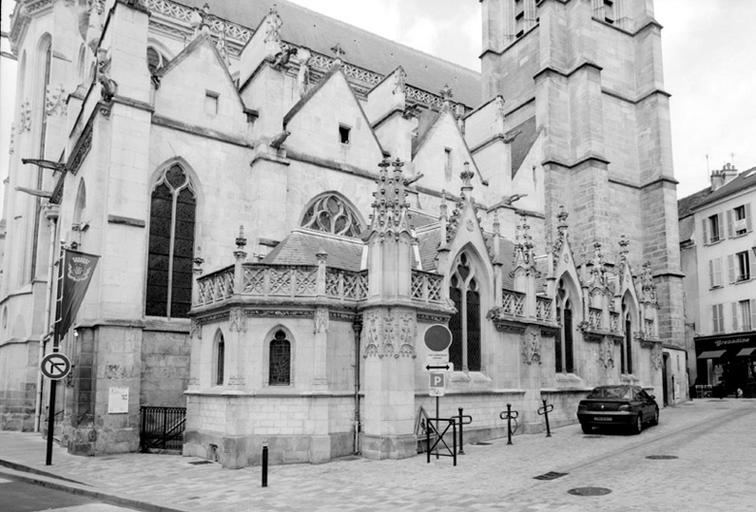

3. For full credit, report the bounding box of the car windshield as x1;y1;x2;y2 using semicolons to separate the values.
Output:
587;386;632;399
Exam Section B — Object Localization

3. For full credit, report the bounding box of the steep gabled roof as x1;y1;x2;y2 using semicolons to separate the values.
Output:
178;0;482;107
508;116;538;178
262;229;364;271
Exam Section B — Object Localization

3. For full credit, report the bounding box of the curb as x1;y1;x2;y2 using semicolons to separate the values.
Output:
0;461;189;512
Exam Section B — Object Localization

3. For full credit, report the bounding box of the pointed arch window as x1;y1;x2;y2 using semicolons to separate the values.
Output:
449;253;481;372
555;279;575;373
213;331;225;386
145;165;196;318
621;305;633;374
269;330;291;385
301;193;362;238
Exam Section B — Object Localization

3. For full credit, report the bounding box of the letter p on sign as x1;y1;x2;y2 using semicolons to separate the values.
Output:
430;372;445;388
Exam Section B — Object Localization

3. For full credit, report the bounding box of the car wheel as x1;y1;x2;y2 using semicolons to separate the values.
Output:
581;423;592;434
631;414;643;435
650;408;659;426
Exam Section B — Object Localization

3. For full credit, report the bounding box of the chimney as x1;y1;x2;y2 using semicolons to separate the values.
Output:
710;162;738;191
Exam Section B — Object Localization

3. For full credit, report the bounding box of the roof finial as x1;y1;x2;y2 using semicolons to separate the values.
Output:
460;161;474;198
440;84;453;112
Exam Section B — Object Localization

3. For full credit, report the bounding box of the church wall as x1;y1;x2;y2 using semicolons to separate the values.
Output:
609;183;643;263
0;341;37;431
413;113;475;195
481;26;540;107
588;21;637;98
140;328;191;407
603;95;640;183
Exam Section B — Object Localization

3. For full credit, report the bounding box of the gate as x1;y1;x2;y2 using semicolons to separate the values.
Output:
140;406;186;452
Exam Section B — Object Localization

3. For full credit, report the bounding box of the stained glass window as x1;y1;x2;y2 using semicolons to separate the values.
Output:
301;193;362;238
215;331;225;386
269;330;291;385
146;165;196;318
449;253;481;372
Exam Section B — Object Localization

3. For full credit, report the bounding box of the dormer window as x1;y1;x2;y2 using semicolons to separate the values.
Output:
146;46;166;74
205;90;219;115
339;124;351;145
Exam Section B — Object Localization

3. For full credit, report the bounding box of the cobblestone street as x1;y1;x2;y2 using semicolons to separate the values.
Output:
1;399;754;511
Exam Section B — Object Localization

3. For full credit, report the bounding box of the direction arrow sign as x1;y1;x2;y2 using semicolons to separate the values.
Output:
40;352;71;380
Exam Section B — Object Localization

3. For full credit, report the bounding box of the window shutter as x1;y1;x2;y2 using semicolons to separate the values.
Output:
709;259;714;288
726;209;733;238
732;302;739;331
746;203;753;232
714;257;723;286
712;305;718;332
751;299;756;331
727;254;735;283
750;249;756;280
702;218;708;244
718;214;724;240
719;305;725;333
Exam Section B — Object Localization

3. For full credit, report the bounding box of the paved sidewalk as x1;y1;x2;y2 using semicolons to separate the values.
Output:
1;399;754;511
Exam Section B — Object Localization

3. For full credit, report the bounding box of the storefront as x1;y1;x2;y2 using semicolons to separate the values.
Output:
694;332;756;397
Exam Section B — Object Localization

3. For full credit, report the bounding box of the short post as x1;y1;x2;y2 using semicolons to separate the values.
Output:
457;407;465;455
537;398;554;438
426;422;431;464
261;444;268;487
435;396;440;460
499;404;518;446
452;421;457;467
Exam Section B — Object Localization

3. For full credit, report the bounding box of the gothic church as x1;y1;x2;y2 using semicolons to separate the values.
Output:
0;0;686;467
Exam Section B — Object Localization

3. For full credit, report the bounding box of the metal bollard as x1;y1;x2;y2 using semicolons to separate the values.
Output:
499;404;519;445
537;399;555;437
261;444;268;487
458;408;465;455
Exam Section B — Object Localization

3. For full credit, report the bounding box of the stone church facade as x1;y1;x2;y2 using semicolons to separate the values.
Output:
0;0;685;467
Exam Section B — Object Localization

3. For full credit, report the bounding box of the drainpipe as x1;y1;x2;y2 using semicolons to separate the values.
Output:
35;205;58;432
352;317;362;454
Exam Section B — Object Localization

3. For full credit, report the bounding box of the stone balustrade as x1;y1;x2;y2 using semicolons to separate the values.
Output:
501;290;526;317
536;296;553;322
194;264;447;307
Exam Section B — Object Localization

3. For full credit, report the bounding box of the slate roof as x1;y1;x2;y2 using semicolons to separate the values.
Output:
508;116;537;178
262;229;364;271
678;167;756;219
179;0;482;107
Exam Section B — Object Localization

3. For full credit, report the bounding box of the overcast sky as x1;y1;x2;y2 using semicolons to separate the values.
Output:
1;0;755;200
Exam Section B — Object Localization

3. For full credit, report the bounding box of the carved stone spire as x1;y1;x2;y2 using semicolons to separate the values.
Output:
440;84;453;112
368;158;412;241
589;241;606;288
552;205;569;265
618;234;629;265
460;162;474;199
641;261;657;304
263;4;283;57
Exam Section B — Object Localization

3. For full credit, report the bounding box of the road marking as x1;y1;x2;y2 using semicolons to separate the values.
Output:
0;477;12;484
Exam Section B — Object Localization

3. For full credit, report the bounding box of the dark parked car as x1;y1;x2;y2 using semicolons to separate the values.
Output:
577;385;659;434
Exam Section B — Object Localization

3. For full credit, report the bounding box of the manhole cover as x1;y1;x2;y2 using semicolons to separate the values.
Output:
534;471;568;481
567;487;612;496
473;441;492;446
188;460;213;465
646;455;678;460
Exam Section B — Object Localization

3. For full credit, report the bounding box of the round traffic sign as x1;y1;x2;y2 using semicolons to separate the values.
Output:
424;324;452;352
40;352;71;380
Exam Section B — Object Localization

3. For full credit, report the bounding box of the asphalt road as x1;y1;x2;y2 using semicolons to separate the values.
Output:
0;474;140;512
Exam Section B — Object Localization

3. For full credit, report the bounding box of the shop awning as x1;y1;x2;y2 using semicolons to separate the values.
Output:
736;347;756;357
697;350;726;359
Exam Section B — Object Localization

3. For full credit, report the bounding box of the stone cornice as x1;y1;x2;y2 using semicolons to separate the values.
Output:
533;60;603;81
151;114;250;148
542;153;610;170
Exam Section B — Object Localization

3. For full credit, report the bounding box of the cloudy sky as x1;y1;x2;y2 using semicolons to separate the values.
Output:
1;0;755;199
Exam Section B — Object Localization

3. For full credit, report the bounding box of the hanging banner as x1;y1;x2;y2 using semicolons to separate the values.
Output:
54;249;100;342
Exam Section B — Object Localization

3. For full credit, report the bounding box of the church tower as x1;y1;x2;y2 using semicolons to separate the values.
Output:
479;0;684;348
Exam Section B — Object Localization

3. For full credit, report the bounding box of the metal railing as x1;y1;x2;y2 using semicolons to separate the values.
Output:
140;406;186;452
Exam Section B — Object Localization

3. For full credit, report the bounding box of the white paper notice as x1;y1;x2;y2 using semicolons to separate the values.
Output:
108;386;129;414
